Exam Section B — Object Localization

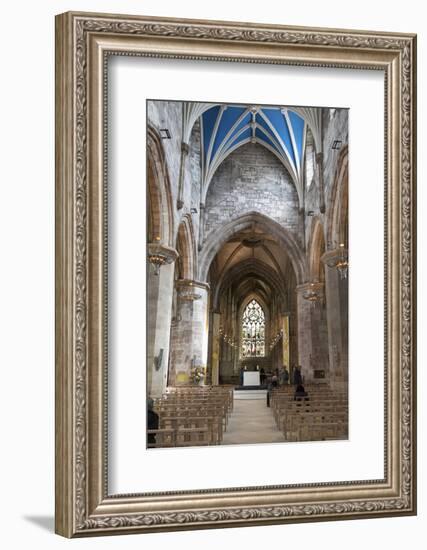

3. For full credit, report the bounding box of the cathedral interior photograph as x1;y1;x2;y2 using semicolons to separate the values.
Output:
146;100;349;449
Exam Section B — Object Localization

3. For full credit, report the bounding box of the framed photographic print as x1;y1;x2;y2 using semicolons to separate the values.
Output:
55;11;417;537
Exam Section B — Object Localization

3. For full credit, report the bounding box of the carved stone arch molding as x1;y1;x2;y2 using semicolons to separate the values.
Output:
326;145;349;249
307;216;327;282
176;213;197;281
55;11;416;537
213;257;288;311
147;124;175;247
199;211;306;284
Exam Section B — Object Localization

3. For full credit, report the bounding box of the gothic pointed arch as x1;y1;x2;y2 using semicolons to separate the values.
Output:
147;125;174;247
176;214;197;280
212;257;287;311
308;217;326;282
199;211;306;284
326;145;349;248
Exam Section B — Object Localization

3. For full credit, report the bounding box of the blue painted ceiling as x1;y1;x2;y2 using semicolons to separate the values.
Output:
200;105;306;189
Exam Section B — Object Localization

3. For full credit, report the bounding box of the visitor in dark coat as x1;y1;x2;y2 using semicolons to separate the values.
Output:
294;384;309;401
266;375;279;407
239;366;244;386
292;365;303;386
147;397;159;446
280;367;289;386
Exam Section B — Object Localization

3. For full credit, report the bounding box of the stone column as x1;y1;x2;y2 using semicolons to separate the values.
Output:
282;314;290;369
316;152;326;214
295;282;324;383
177;142;189;209
211;312;221;385
147;244;178;397
322;249;349;389
170;279;210;385
198;203;205;251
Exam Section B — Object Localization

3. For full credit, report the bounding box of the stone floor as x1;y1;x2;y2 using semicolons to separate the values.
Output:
222;396;286;445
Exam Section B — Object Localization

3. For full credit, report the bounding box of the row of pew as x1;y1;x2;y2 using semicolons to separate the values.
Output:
270;385;348;442
148;385;234;448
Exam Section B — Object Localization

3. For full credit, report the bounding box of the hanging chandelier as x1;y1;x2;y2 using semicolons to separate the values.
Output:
148;253;168;275
147;243;178;276
219;327;236;347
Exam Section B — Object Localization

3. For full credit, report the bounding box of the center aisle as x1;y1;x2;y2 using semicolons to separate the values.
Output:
222;392;285;445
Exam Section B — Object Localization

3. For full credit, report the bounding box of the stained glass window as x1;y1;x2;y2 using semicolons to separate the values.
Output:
241;299;265;357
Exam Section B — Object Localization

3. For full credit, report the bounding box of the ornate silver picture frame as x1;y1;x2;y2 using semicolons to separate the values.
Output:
55;11;417;537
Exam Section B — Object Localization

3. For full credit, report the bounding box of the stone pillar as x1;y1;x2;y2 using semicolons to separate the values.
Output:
198;203;205;251
147;246;178;397
169;279;210;385
322;249;349;389
316;152;326;214
295;282;324;383
282;314;290;369
211;312;221;385
177;142;189;209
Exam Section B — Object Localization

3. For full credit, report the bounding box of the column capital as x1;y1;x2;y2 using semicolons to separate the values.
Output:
176;279;210;301
321;246;348;267
148;243;178;274
296;281;324;294
296;282;325;303
281;310;292;317
176;278;210;291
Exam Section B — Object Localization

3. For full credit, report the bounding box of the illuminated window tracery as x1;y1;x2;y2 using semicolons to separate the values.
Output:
241;299;265;357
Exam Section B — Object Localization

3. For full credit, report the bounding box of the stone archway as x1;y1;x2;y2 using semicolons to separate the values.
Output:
199;211;306;284
146;126;177;397
326;145;349;249
147;125;174;247
176;214;197;281
294;218;329;382
322;147;349;389
308;217;326;283
168;215;209;387
212;257;287;311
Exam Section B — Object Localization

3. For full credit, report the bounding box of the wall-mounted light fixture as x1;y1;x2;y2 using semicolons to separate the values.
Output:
159;128;171;139
332;139;342;150
154;349;164;371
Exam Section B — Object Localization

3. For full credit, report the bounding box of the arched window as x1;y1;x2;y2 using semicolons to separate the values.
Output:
241;299;265;357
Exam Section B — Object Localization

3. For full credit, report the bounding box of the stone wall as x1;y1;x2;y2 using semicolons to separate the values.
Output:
303;108;349;248
322;108;349;198
148;100;203;249
147;101;205;395
204;142;303;247
147;101;182;205
189;120;202;214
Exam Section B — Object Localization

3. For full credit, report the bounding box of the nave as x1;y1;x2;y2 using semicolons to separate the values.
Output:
221;391;285;445
147;99;349;448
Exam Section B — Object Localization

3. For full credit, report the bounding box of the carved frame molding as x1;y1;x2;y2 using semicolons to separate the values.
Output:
55;11;416;537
